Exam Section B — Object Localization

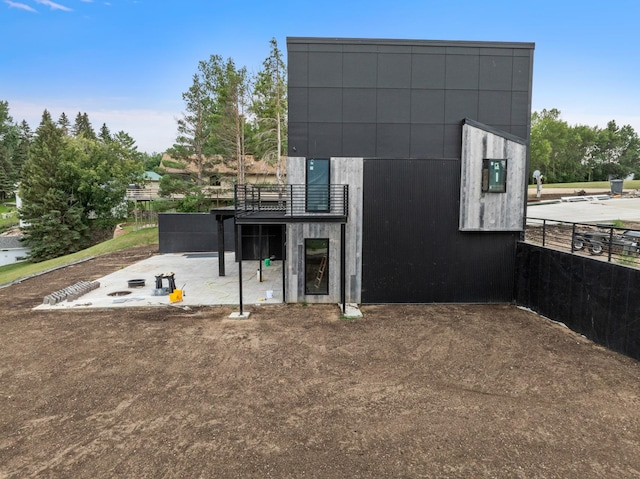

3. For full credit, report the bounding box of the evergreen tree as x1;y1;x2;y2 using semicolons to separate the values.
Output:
170;64;219;186
251;38;287;184
0;166;10;201
58;112;71;136
41;109;52;123
20;111;88;261
207;57;251;185
0;100;20;198
12;120;33;181
99;123;112;143
72;112;96;140
170;55;252;188
0;100;13;137
113;130;138;154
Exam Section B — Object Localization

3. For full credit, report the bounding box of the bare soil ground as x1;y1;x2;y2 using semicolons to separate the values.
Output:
1;246;639;478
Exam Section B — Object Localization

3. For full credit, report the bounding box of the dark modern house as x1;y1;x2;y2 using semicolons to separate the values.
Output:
233;37;535;306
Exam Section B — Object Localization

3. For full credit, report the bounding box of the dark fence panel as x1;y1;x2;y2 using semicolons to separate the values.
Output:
515;242;640;361
158;213;235;254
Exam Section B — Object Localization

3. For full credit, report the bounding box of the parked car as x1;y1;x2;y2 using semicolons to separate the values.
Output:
573;229;640;256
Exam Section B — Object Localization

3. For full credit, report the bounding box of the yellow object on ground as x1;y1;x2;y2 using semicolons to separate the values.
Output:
169;289;183;303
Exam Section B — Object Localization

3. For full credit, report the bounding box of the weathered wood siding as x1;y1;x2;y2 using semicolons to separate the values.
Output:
459;121;527;231
286;157;363;303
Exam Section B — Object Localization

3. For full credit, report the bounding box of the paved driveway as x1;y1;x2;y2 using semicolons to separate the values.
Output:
527;197;640;223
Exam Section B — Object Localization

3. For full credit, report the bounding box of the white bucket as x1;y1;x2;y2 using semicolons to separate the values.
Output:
266;290;273;299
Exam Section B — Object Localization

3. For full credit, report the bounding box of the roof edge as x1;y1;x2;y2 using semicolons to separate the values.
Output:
286;37;535;49
463;118;528;145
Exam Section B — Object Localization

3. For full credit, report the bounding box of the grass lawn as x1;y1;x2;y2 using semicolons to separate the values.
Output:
0;226;158;286
0;203;19;233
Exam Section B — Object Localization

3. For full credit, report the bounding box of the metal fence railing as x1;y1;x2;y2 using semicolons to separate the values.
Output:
526;217;640;269
234;184;349;219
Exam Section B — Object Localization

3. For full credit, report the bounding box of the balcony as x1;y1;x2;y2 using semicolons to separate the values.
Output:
234;184;349;224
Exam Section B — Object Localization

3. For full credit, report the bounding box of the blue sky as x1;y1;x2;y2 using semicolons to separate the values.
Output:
1;0;639;153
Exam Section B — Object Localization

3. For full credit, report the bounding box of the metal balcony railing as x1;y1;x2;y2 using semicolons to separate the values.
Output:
234;184;349;220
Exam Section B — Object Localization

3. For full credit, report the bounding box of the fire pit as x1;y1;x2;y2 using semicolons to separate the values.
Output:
108;291;132;297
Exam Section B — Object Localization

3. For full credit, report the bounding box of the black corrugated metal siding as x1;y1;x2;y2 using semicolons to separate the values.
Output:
361;159;518;303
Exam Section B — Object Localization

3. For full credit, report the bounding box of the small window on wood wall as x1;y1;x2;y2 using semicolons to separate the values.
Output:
482;159;507;193
305;238;329;295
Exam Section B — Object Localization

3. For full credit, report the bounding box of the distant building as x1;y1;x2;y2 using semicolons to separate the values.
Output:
125;171;163;201
0;236;29;267
159;154;284;203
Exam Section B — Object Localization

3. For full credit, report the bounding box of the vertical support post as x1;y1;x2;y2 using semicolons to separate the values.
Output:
259;224;263;282
344;185;349;217
571;223;576;253
282;224;286;303
608;227;614;262
217;215;225;276
542;220;546;247
234;185;238;213
341;222;346;315
290;184;294;216
237;223;243;316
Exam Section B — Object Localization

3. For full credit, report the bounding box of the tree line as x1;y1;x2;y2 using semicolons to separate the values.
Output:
0;105;145;261
530;109;640;184
160;38;287;202
0;38;286;261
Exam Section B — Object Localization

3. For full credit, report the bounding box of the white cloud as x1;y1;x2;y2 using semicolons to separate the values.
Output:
4;0;37;12
34;0;72;11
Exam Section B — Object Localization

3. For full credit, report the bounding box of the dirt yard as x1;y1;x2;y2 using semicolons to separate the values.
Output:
1;246;639;478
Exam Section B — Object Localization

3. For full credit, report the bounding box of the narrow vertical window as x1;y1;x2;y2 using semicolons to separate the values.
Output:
305;238;329;295
306;158;330;212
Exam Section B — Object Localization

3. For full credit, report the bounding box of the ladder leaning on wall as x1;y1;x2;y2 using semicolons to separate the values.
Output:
314;255;327;289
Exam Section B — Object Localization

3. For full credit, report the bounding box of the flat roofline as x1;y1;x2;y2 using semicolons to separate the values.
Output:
287;37;535;49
